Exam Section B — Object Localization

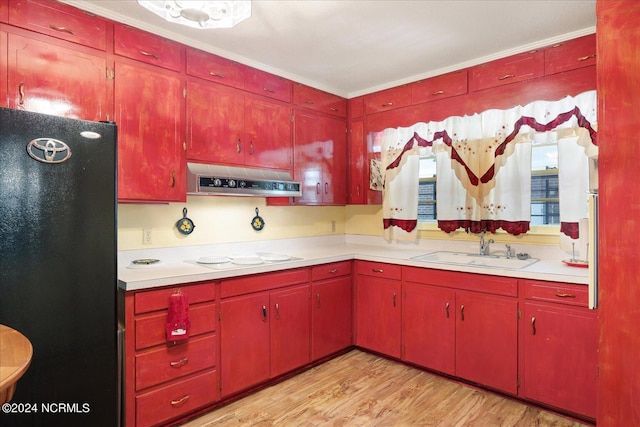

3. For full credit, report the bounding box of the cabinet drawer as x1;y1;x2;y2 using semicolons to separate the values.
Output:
114;23;183;72
411;70;468;104
135;282;216;314
135;302;217;350
364;85;412;114
136;335;217;391
186;47;245;89
545;34;596;75
469;50;544;92
243;67;291;102
135;370;218;427
8;0;108;51
355;260;402;280
221;268;309;298
293;84;347;117
522;279;589;307
311;261;352;281
403;267;517;297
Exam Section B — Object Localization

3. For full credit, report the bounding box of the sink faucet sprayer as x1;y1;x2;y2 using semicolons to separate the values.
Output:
479;232;494;256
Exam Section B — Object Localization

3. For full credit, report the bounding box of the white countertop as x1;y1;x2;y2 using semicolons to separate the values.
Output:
118;235;589;291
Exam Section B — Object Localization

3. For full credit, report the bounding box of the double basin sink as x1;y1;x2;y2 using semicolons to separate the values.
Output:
411;251;538;270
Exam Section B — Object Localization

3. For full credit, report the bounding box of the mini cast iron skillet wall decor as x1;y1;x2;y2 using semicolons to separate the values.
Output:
251;207;265;231
176;207;195;235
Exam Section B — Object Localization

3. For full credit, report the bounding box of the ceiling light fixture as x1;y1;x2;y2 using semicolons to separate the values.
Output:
137;1;251;29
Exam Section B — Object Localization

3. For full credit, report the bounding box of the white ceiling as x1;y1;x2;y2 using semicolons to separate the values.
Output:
61;0;596;98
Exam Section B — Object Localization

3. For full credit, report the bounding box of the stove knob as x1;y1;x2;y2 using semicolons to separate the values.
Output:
228;179;236;188
213;178;222;187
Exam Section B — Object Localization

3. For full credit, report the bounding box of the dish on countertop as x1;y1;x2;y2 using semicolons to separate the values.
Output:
197;256;231;264
258;253;291;262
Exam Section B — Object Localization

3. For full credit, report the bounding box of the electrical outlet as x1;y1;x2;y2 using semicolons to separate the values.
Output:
143;229;152;245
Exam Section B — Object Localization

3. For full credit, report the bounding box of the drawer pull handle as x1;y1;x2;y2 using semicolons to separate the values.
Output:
263;87;276;93
578;54;596;62
18;83;25;106
316;293;321;309
139;50;159;60
393;292;397;307
431;90;445;96
329;268;338;274
330;107;338;112
275;303;280;320
209;71;225;78
445;302;450;318
304;99;314;104
554;292;577;298
170;170;176;188
170;395;190;407
531;317;537;335
498;74;515;81
236;138;241;153
460;304;465;321
49;24;75;35
170;357;189;368
381;102;394;107
372;268;384;273
261;305;267;322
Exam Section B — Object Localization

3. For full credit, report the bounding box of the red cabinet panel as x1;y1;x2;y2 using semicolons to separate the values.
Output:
347;118;366;204
135;370;218;427
243;66;291;103
455;291;518;394
186;79;245;165
293;110;347;205
311;260;352;282
348;96;364;119
355;260;402;280
411;70;468;104
470;49;544;92
311;273;353;360
0;30;7;107
293;83;347;118
186;46;245;89
134;282;216;314
7;33;109;121
114;23;183;72
8;0;108;50
114;61;186;202
522;302;597;419
364;84;412;114
244;95;292;170
402;282;455;375
220;269;309;298
545;34;596;76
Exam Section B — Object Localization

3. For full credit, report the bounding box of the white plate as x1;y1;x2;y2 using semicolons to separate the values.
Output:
197;256;230;264
259;253;291;262
231;257;265;265
228;253;259;259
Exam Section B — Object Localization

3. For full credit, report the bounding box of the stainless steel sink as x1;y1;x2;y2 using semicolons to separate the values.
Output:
411;251;538;270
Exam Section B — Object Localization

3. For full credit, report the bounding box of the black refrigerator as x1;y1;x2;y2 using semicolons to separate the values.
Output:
0;108;120;427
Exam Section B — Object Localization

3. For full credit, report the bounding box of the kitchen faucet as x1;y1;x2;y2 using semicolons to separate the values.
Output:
479;232;494;256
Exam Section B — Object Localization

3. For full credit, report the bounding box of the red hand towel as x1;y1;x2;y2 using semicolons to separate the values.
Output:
166;293;190;342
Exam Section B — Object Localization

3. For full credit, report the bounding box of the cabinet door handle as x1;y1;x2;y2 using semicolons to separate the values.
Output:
263;87;276;94
170;170;176;188
554;292;577;298
393;292;397;307
578;54;596;62
209;71;225;78
49;24;75;35
275;303;280;320
261;305;267;322
325;182;329;194
170;357;189;368
431;90;445;96
170;395;190;406
531;317;537;335
18;83;25;106
236;138;242;153
316;183;321;194
329;107;338;112
460;304;465;321
303;99;314;105
371;268;384;273
356;184;360;196
139;50;159;60
445;302;450;318
316;293;321;309
329;269;338;274
498;74;515;81
381;102;394;107
249;140;254;155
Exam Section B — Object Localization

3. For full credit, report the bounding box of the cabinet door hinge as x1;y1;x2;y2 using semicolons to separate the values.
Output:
517;307;521;319
290;114;294;123
183;87;187;98
218;310;222;321
183;141;187;151
105;68;115;80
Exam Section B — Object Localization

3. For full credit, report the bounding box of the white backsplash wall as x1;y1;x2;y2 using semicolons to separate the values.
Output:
117;196;346;251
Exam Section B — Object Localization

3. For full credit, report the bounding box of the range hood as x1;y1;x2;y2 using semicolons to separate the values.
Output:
187;163;302;197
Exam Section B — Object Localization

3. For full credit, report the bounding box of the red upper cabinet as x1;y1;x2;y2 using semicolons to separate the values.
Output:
186;47;245;90
8;0;108;51
1;30;8;107
114;23;183;72
544;34;596;75
186;79;245;165
293;83;347;118
347;118;365;204
114;61;186;202
293;110;347;205
244;95;292;170
348;96;364;119
469;49;545;92
411;70;468;104
243;66;291;103
7;33;109;121
364;84;412;114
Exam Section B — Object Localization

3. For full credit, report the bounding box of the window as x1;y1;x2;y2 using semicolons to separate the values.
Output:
418;156;437;222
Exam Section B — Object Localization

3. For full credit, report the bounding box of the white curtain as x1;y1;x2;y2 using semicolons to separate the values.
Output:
381;90;598;241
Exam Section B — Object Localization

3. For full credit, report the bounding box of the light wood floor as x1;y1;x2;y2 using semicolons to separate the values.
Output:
180;350;591;427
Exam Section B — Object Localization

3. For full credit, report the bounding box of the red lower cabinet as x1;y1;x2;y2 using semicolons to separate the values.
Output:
270;285;311;377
